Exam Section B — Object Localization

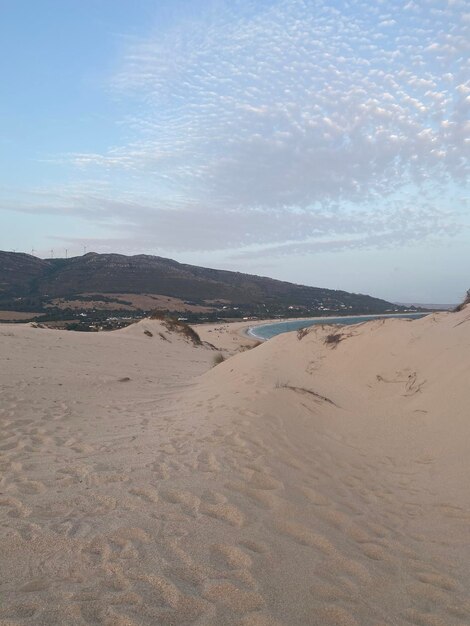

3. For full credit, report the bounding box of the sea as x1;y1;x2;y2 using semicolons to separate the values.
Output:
248;312;428;341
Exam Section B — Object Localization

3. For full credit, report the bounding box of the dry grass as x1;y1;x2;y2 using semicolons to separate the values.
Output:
143;329;153;337
149;311;202;345
276;383;339;407
324;332;344;347
297;327;309;340
213;352;225;366
454;290;470;312
150;310;172;321
238;340;262;352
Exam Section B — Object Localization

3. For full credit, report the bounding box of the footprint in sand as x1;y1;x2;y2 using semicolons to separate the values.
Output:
203;581;265;613
301;485;331;506
315;605;360;626
36;494;117;519
0;601;39;620
201;489;227;504
235;614;284;626
0;438;25;452
200;500;245;527
15;479;46;495
129;486;159;504
415;571;459;591
50;518;93;538
197;450;220;472
225;480;280;510
105;526;152;559
403;608;449;626
211;543;253;570
20;578;51;593
161;488;201;516
275;520;335;555
433;503;470;520
0;495;31;518
248;471;283;491
150;460;170;479
239;539;269;554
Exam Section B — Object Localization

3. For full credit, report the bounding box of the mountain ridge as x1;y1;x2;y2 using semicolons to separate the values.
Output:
0;250;415;321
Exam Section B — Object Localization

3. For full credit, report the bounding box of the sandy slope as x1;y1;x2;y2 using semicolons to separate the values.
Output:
194;321;261;355
1;309;469;625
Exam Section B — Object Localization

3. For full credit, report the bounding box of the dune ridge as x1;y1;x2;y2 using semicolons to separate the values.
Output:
1;309;469;625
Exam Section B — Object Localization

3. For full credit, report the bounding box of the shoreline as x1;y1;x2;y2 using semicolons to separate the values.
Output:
245;311;429;340
190;311;430;354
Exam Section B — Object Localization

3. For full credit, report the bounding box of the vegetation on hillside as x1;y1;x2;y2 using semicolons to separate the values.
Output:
150;311;202;345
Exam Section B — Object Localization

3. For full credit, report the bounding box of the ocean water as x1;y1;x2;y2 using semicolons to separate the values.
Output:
248;313;427;340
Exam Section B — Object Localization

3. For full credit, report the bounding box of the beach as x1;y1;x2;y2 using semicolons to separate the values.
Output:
1;308;470;625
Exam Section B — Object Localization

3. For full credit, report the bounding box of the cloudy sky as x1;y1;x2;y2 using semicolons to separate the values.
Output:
1;0;469;302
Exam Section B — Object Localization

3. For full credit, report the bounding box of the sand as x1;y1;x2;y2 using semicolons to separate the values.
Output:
1;308;469;625
194;320;262;355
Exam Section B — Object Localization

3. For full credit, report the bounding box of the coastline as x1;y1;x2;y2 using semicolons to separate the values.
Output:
245;311;429;340
194;312;429;350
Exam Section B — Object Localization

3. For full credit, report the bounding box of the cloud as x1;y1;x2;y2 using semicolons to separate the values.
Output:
3;0;469;256
5;179;463;258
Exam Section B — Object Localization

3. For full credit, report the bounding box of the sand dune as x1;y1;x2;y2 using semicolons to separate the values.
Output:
1;309;469;625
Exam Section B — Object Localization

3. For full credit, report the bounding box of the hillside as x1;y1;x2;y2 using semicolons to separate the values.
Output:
0;251;412;324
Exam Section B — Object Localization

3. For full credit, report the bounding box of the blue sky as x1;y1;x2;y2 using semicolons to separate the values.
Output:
1;0;469;303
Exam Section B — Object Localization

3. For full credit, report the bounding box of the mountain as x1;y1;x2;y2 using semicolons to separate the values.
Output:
0;251;413;320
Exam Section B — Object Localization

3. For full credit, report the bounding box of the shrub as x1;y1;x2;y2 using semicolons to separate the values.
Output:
169;321;201;345
454;289;470;312
149;310;166;320
324;332;343;347
238;340;262;352
144;329;153;337
149;310;201;345
297;327;309;340
213;352;225;366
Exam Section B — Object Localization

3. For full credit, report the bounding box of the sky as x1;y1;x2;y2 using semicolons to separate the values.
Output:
1;0;469;303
